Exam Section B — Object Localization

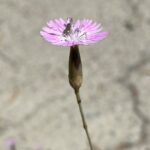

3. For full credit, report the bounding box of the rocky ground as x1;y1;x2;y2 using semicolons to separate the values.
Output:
0;0;150;150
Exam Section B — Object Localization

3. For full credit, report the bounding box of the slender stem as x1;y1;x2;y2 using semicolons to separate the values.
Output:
74;89;94;150
68;46;93;150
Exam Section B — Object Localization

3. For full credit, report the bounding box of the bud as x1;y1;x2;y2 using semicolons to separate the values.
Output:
68;45;83;91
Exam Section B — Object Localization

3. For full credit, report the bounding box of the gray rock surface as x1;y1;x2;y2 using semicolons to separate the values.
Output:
0;0;150;149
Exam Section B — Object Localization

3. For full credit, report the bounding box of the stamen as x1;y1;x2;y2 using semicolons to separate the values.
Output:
79;32;87;40
67;17;73;24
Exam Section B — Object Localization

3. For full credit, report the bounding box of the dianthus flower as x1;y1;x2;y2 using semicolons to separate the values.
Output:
40;18;108;46
40;18;108;150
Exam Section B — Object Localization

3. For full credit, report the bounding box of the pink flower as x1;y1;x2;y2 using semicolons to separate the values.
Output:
5;138;16;148
40;18;108;46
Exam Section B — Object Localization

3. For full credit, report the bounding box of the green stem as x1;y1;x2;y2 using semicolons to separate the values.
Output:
74;89;94;150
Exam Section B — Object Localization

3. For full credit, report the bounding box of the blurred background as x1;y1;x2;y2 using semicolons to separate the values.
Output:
0;0;150;149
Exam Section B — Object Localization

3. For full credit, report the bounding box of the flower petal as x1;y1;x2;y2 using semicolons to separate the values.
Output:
40;18;108;46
